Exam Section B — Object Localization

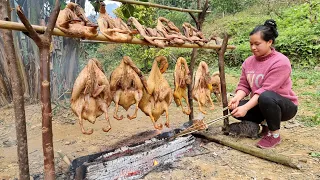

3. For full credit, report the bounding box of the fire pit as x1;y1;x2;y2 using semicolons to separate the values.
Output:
71;129;196;179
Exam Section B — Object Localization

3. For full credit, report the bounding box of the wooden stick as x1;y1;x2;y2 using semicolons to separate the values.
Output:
80;40;115;44
0;20;236;50
217;33;230;127
174;111;231;139
111;0;212;13
57;151;71;166
16;1;60;179
195;132;302;170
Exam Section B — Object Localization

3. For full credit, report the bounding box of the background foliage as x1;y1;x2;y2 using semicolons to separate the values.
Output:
202;0;319;67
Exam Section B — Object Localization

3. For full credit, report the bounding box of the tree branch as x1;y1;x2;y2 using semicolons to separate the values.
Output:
44;0;60;37
16;5;41;43
188;12;198;25
199;0;209;19
197;0;209;30
219;33;229;55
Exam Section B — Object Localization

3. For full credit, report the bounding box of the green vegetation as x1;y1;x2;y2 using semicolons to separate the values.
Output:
310;152;320;158
203;0;320;67
291;69;320;126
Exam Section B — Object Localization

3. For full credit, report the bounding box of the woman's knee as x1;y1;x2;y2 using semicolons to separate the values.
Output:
258;91;277;105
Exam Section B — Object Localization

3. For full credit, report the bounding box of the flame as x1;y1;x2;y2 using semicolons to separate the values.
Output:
153;159;159;166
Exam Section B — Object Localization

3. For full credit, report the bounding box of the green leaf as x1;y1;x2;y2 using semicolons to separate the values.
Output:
121;4;135;19
310;152;320;158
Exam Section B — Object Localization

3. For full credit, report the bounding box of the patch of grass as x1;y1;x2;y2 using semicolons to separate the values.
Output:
225;67;241;77
310;152;320;158
226;83;237;94
295;114;320;127
225;67;241;93
292;69;320;87
292;68;320;125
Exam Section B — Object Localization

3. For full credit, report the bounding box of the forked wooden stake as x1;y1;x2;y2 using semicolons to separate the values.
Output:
16;1;60;179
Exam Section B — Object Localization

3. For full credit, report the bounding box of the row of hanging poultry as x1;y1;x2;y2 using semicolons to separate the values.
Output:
70;56;221;135
56;2;220;48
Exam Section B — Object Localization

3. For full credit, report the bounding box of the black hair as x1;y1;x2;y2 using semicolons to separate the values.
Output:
250;19;279;44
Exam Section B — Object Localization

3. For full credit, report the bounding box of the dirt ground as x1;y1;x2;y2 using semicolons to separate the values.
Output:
0;75;320;179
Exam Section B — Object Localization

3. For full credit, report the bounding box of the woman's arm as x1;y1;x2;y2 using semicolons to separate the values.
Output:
231;94;259;117
228;89;247;109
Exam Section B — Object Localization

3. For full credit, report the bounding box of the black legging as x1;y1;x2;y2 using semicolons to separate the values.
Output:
232;91;298;131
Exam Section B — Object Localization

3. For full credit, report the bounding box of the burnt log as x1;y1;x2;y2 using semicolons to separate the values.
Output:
72;131;195;180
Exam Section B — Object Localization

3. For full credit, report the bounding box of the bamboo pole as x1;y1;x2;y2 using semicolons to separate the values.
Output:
111;0;212;13
80;40;115;44
196;132;302;170
0;20;236;50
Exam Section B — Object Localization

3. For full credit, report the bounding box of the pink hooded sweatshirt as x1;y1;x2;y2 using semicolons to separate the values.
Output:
236;48;298;105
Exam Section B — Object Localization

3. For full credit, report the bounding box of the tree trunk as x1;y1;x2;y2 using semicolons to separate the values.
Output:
29;0;41;102
61;38;80;93
0;38;12;105
10;0;30;99
0;1;30;179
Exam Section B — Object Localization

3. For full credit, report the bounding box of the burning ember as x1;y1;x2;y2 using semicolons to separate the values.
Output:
72;130;195;179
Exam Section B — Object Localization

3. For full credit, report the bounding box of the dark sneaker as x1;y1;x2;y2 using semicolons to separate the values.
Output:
256;133;281;149
259;125;269;137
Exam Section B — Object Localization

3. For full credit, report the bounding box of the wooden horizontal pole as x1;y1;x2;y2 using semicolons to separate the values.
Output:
111;0;212;13
80;40;115;44
196;132;302;170
0;20;236;50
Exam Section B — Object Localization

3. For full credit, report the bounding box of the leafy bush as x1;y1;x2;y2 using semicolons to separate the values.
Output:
203;0;319;67
276;2;320;67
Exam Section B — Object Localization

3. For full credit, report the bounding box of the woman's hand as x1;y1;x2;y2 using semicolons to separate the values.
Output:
231;106;249;118
228;97;240;110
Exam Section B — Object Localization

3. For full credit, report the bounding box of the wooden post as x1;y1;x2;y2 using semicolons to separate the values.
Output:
16;1;60;179
188;48;197;122
217;33;229;127
0;1;30;179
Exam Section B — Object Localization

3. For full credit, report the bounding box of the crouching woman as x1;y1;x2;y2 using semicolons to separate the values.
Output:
228;19;298;149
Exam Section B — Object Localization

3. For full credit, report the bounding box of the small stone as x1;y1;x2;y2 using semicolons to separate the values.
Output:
284;121;300;129
64;141;71;145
